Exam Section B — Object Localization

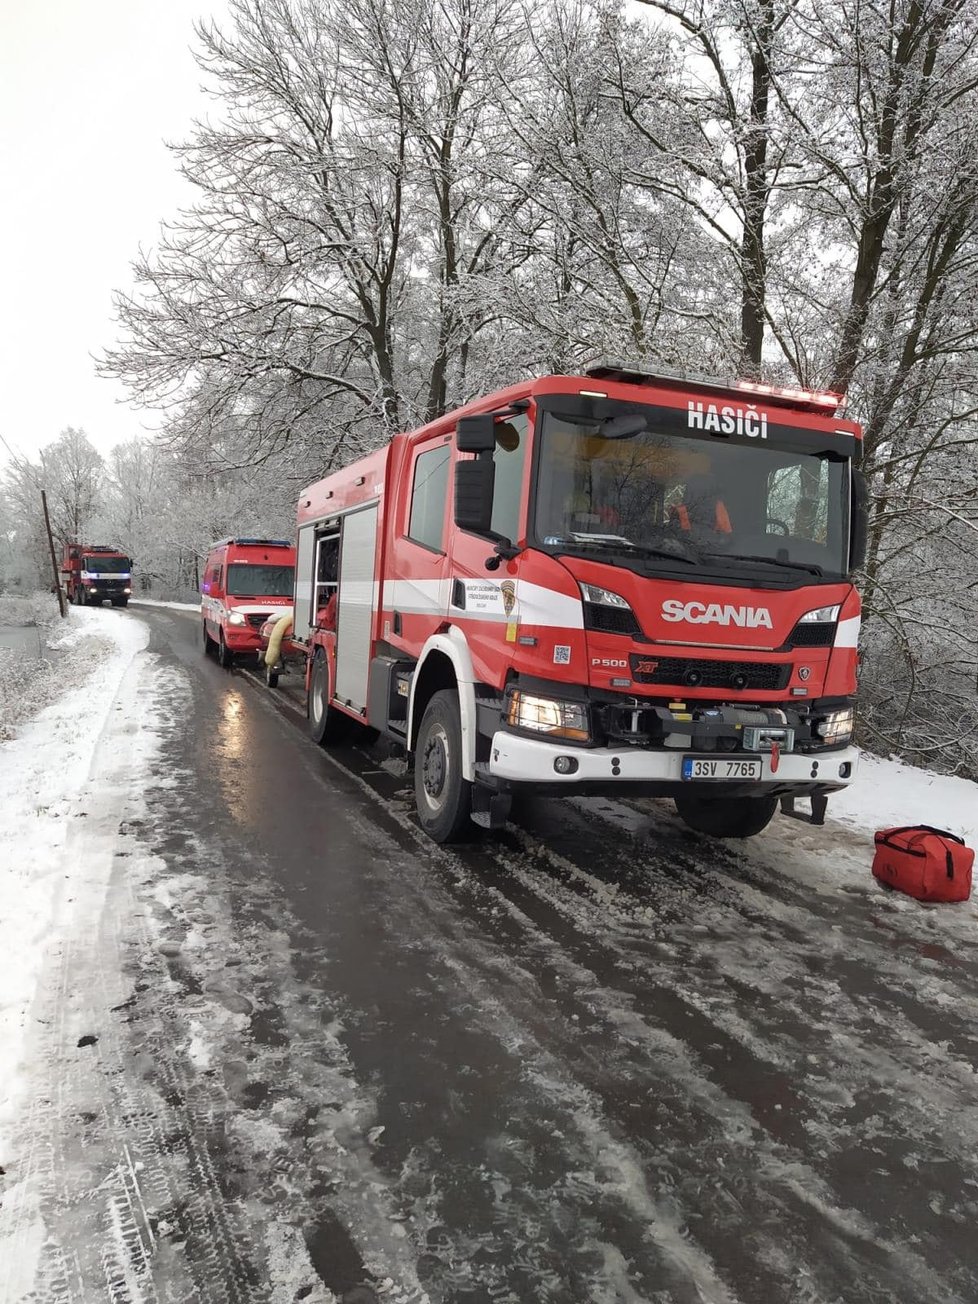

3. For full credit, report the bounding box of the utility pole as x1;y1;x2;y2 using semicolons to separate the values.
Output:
41;490;67;618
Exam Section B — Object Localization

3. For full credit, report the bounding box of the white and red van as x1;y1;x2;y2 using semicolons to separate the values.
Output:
200;537;296;667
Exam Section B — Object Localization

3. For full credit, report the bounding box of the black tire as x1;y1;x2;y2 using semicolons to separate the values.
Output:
674;792;778;838
307;649;352;744
202;620;215;655
217;632;233;669
414;689;472;843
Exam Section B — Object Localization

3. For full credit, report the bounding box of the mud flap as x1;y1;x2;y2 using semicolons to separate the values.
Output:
780;793;829;826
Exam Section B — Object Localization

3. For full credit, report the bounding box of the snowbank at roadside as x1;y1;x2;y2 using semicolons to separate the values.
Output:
0;605;149;1128
831;751;978;846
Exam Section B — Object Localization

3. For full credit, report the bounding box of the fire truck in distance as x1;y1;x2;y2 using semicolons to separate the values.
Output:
293;363;866;843
61;543;133;607
200;537;296;668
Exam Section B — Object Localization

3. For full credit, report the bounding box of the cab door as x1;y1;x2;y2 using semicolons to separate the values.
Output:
448;412;530;691
203;557;226;637
385;434;453;654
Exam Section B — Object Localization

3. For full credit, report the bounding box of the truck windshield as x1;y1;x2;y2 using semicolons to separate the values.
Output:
533;410;851;579
83;556;130;573
226;564;294;597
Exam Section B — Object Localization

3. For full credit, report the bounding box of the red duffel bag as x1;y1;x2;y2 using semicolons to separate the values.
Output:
872;825;974;902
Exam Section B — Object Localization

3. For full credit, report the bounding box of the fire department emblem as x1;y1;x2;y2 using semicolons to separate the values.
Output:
500;580;517;617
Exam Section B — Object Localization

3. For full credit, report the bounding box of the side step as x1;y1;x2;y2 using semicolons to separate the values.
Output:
470;776;512;831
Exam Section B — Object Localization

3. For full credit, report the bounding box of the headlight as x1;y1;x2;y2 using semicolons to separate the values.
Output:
799;604;841;624
815;707;854;745
507;690;590;741
123;588;132;595
227;611;247;626
580;583;631;608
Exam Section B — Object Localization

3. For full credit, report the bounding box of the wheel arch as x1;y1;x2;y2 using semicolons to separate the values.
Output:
408;629;478;781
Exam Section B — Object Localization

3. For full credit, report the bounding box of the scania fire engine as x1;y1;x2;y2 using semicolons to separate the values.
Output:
61;542;133;607
294;364;866;843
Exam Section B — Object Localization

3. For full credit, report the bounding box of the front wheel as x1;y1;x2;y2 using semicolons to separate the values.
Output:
217;633;233;669
307;649;351;744
414;689;472;843
674;792;778;839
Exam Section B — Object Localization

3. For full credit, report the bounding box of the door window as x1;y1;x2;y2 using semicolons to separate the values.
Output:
408;443;451;551
490;415;528;542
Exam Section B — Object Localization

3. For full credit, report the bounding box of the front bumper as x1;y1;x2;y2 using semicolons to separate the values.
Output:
225;627;263;650
488;732;858;795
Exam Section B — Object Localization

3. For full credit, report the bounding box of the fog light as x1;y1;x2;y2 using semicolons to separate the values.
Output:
554;755;579;775
839;761;852;778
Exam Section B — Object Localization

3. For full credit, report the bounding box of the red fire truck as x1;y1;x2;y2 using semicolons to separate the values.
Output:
201;538;296;668
61;543;133;606
293;364;865;843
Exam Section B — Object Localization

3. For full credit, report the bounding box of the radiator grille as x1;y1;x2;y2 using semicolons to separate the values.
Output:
629;655;791;692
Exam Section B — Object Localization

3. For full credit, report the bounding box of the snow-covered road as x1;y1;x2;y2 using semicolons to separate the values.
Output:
2;601;978;1304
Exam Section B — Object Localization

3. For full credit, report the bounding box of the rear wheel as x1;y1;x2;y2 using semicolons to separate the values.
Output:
674;792;778;838
217;632;233;669
414;689;472;843
307;649;351;744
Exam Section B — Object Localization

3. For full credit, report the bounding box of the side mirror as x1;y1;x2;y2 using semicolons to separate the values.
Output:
455;459;495;536
850;468;868;571
456;414;496;453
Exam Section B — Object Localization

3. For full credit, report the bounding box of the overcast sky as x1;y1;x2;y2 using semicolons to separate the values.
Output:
0;0;228;466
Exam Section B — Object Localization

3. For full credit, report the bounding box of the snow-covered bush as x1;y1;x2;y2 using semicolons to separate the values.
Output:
0;591;60;629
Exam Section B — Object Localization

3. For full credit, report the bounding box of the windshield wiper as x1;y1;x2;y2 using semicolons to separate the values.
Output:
703;551;824;577
627;542;702;566
547;534;702;565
